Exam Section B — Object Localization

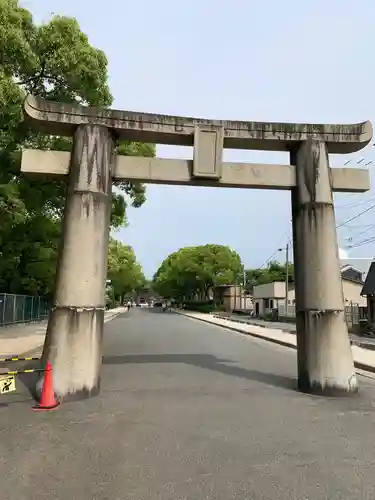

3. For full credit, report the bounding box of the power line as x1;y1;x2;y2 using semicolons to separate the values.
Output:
263;188;375;268
336;195;375;210
258;248;283;270
256;223;293;269
336;202;375;229
348;235;375;249
344;223;375;242
344;223;375;231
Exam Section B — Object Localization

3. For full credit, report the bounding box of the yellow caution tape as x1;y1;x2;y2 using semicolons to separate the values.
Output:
4;368;43;375
0;357;40;363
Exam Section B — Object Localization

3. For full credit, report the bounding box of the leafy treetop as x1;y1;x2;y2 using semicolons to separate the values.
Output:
244;260;294;292
0;0;153;295
153;244;244;301
107;238;146;301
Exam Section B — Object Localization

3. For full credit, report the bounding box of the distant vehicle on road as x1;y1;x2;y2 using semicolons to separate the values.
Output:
154;301;162;307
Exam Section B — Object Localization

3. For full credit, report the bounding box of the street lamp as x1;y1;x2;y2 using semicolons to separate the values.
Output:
242;269;247;310
277;244;290;316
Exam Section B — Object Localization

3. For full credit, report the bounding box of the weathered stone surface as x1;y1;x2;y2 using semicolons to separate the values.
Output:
24;94;372;153
41;124;114;400
291;139;358;395
21;149;371;193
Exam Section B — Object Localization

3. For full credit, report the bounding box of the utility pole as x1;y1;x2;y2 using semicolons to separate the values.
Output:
285;243;289;316
243;269;247;310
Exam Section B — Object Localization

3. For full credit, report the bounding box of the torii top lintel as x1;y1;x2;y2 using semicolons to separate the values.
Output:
24;95;372;154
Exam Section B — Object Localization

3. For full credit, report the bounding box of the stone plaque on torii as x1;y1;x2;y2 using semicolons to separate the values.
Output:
21;94;372;400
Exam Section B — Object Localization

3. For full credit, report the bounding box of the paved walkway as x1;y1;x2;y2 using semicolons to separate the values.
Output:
3;308;375;499
176;310;375;375
0;307;127;358
220;313;375;350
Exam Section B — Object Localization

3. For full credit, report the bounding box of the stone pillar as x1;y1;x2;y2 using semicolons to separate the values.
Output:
41;124;114;400
291;138;357;395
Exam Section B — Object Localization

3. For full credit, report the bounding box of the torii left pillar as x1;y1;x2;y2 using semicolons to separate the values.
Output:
40;124;114;400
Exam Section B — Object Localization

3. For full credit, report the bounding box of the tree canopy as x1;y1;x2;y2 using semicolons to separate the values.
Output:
107;238;146;302
0;0;154;295
153;244;243;300
153;245;294;302
244;260;294;292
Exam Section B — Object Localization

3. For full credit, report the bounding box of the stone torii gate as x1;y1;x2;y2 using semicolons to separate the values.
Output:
21;94;372;400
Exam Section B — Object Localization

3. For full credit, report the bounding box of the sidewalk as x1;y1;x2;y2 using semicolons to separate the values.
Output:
0;307;127;358
176;310;375;376
215;313;375;351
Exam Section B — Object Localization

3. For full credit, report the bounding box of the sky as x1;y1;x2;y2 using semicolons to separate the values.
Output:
24;0;375;278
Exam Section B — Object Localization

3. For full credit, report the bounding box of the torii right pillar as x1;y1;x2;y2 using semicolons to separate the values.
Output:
291;138;358;395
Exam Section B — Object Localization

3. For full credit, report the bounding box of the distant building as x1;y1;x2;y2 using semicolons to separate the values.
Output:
215;285;252;312
135;285;154;304
216;251;374;315
253;264;367;317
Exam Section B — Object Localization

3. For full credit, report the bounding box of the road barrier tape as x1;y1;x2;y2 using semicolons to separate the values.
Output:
0;366;45;395
0;365;48;395
2;368;44;375
0;357;40;363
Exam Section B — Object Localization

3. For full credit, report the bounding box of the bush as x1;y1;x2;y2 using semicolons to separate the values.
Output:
259;312;274;321
183;300;221;313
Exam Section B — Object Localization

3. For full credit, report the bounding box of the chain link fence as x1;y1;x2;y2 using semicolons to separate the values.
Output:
0;293;50;327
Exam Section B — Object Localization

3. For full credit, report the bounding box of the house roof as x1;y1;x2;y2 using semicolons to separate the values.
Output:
340;258;374;276
340;264;366;275
361;262;375;295
340;265;365;285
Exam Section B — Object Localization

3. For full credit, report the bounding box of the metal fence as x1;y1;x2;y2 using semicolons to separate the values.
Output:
278;303;367;330
0;293;50;327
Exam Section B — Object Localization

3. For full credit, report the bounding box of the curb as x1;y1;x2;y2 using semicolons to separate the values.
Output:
15;309;127;359
176;310;375;376
212;315;375;352
176;310;297;350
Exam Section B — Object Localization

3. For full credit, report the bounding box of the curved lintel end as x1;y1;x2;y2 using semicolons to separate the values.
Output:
327;120;372;154
23;94;77;137
24;93;40;120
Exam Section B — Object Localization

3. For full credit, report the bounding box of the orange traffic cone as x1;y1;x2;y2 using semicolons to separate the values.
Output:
32;361;60;411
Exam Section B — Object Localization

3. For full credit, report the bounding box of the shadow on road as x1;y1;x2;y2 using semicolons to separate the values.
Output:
0;397;35;409
103;353;297;391
141;308;177;314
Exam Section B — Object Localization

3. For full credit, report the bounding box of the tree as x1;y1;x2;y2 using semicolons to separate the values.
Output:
107;238;146;302
244;260;294;292
0;0;154;295
153;244;243;301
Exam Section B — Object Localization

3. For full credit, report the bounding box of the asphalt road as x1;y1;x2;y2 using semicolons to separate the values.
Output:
2;309;375;499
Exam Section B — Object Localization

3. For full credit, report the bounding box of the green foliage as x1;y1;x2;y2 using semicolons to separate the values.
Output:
107;238;146;301
182;300;224;313
0;0;154;294
244;260;294;291
153;244;243;301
